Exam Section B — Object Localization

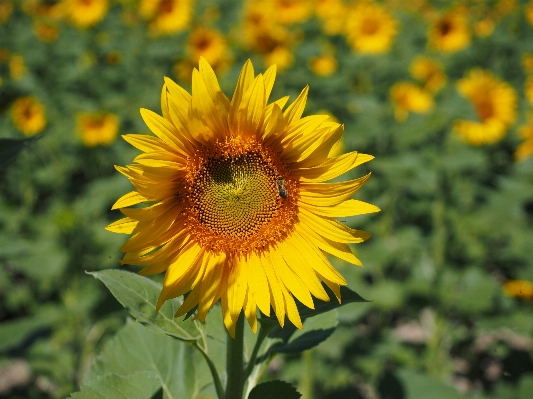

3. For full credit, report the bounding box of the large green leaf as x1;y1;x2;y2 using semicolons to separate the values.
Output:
248;380;301;399
84;319;205;399
70;371;160;399
0;135;42;169
89;269;203;342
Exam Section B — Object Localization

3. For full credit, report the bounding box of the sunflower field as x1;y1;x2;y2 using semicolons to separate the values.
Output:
2;0;533;398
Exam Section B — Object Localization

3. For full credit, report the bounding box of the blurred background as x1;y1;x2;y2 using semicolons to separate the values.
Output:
1;0;533;398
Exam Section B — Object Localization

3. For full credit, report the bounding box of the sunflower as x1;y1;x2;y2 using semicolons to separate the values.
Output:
139;0;192;35
527;0;533;26
269;0;314;25
106;59;378;336
77;111;120;147
390;81;433;122
453;69;517;145
0;0;13;24
33;20;60;42
526;75;533;106
9;54;26;80
242;0;295;70
409;56;447;94
503;280;533;300
344;1;398;54
428;10;471;53
65;0;108;28
315;0;347;35
515;112;533;161
309;54;338;77
11;96;47;136
523;53;533;74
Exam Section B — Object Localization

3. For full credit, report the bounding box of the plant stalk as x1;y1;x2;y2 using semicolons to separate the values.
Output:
225;313;245;399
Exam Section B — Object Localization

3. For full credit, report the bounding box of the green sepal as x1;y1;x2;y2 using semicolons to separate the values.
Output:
248;380;302;399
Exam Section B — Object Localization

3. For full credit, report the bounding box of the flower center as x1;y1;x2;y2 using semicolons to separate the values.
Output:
191;152;279;238
184;138;298;255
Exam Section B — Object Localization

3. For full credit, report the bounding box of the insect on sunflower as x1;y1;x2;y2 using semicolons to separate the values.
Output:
106;58;379;337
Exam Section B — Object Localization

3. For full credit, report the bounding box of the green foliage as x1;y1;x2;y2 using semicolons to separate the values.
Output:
248;380;301;399
0;135;42;169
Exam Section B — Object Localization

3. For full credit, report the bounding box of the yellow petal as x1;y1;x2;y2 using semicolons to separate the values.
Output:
111;190;152;210
300;199;381;218
105;217;138;234
299;174;371;206
295;152;374;182
246;253;271;316
283;86;309;127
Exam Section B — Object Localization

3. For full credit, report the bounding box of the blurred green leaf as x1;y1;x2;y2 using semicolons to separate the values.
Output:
0;316;51;352
0;135;42;169
248;380;301;399
70;371;160;399
88;269;203;342
397;368;467;399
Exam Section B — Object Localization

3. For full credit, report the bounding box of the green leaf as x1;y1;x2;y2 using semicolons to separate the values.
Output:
0;316;52;352
248;380;301;399
84;319;204;399
0;135;42;169
88;269;203;342
397;368;466;399
70;371;160;399
263;311;338;358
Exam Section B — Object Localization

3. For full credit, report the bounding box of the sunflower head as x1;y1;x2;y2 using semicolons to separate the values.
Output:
11;96;47;136
139;0;192;35
428;10;471;53
65;0;108;28
390;82;434;122
454;68;517;145
107;58;378;337
344;1;398;54
77;111;120;147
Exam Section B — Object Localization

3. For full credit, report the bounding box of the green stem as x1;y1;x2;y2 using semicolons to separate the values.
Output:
191;342;225;399
225;314;245;399
243;323;274;381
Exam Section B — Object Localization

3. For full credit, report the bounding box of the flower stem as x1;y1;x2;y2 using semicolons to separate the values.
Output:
225;313;245;399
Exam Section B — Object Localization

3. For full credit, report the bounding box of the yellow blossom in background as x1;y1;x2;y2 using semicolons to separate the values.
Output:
65;0;108;28
454;69;517;145
106;59;378;336
494;0;518;18
173;60;195;83
309;53;337;77
315;0;347;35
269;0;314;25
390;82;434;122
77;112;120;147
344;1;398;54
242;2;295;70
33;20;60;42
11;97;47;136
523;53;533;73
527;1;533;26
515;113;533;161
139;0;193;35
9;54;27;80
526;75;533;106
187;26;228;66
428;10;471;53
22;0;65;20
0;0;13;23
474;17;495;37
409;56;447;94
503;280;533;299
